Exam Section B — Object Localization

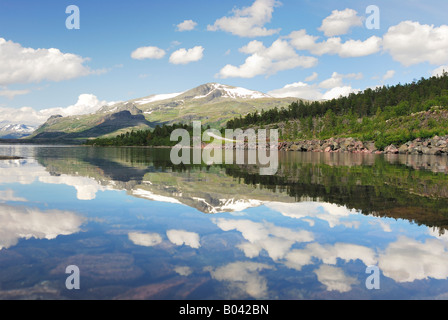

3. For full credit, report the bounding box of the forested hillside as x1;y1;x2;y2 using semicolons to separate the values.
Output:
227;72;448;149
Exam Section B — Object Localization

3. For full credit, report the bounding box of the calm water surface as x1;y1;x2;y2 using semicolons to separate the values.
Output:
1;144;448;300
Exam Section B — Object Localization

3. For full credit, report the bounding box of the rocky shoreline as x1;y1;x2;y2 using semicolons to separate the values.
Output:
278;136;448;155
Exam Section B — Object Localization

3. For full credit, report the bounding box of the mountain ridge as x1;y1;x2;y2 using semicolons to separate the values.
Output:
27;83;302;141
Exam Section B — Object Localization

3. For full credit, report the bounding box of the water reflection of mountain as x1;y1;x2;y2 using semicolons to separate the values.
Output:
36;147;448;231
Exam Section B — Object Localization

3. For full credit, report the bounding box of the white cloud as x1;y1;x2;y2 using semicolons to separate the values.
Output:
176;20;198;32
0;203;86;250
432;65;448;77
318;72;363;89
174;266;193;276
265;202;361;228
305;72;318;82
213;218;314;261
322;86;360;100
218;39;317;79
207;0;281;37
378;236;448;283
131;46;166;60
383;21;448;66
166;229;201;248
0;38;94;86
382;70;396;81
0;88;30;99
208;262;274;299
0;189;27;202
318;9;363;37
169;46;204;65
314;265;358;293
268;82;323;100
0;94;114;126
128;232;163;247
289;30;382;58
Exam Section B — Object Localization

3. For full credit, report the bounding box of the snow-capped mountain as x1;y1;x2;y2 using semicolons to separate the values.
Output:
0;122;36;139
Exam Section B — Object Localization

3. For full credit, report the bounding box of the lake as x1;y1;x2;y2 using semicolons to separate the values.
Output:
1;144;448;300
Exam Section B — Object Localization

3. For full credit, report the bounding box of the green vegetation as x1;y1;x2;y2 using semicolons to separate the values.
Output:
227;72;448;149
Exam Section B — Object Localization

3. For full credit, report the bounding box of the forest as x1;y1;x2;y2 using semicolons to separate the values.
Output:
227;72;448;149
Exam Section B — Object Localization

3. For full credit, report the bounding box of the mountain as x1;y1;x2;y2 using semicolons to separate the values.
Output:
0;122;36;139
28;83;301;141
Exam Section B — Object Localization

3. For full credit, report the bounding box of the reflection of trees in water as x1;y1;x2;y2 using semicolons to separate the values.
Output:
223;158;448;233
36;146;448;232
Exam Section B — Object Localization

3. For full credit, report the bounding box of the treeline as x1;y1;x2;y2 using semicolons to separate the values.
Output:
85;123;194;147
226;72;448;149
227;72;448;129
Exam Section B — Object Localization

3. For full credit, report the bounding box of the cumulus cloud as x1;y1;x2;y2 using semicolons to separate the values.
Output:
0;94;114;126
176;20;198;32
213;218;314;260
314;265;358;293
265;202;361;228
128;232;163;247
0;38;95;86
284;242;377;272
289;30;382;58
208;262;274;299
218;39;317;78
0;203;86;250
318;72;363;89
383;21;448;66
207;0;281;37
169;46;204;65
318;9;363;37
432;65;448;77
268;82;323;100
131;46;166;60
382;70;396;81
378;236;448;283
166;229;201;248
174;266;193;276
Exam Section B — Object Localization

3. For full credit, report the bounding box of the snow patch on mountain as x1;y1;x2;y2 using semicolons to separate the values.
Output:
135;92;185;105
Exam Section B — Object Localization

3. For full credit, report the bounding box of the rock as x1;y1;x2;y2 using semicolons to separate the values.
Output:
398;145;409;154
385;145;399;154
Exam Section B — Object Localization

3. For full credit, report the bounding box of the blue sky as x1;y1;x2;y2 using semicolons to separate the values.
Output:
0;0;447;125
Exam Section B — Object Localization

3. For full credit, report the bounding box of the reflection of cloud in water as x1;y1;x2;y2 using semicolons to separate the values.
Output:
174;266;193;276
379;236;448;283
128;232;163;247
0;204;86;250
314;265;358;293
166;230;201;249
265;202;360;228
285;242;377;271
213;218;314;260
0;159;43;185
0;189;27;202
208;262;274;299
39;175;111;201
0;159;113;201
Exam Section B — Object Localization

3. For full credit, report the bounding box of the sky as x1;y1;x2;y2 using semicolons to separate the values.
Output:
0;0;448;126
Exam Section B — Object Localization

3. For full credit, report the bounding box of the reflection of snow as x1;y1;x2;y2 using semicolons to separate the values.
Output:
133;189;183;205
128;232;162;247
0;204;86;250
208;262;274;299
166;229;201;248
379;236;448;283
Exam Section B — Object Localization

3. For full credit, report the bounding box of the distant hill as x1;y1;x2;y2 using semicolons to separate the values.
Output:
28;83;300;141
